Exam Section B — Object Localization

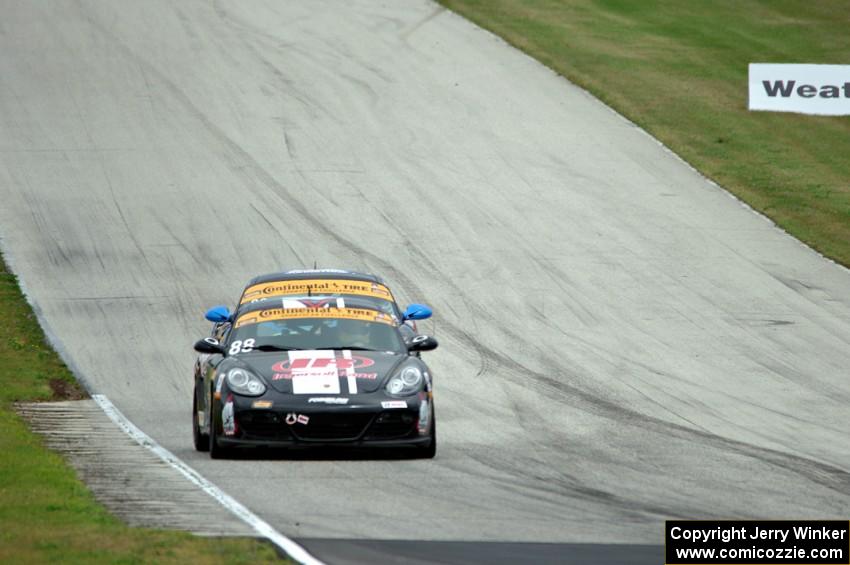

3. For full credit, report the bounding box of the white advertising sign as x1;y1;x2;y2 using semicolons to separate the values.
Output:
749;64;850;115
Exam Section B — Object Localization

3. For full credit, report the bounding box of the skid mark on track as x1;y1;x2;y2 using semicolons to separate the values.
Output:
400;5;447;43
461;446;688;522
100;149;154;272
250;203;307;266
357;238;850;495
277;197;850;498
19;185;72;268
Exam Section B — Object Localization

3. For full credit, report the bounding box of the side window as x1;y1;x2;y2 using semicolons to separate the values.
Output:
214;322;231;344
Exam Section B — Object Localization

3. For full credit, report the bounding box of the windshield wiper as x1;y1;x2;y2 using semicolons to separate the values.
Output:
251;344;301;352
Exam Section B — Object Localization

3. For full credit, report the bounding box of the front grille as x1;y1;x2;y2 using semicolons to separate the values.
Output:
290;413;374;441
239;410;292;440
364;411;417;440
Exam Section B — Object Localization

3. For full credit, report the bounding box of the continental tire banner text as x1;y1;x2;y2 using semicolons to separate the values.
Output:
234;307;397;328
241;279;394;303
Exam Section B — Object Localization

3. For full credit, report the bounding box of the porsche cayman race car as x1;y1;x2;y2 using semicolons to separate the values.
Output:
191;295;438;458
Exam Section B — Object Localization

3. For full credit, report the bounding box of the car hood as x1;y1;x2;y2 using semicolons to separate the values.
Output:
238;350;407;395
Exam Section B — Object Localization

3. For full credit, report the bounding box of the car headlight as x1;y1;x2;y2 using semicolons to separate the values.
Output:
226;367;266;396
385;364;423;396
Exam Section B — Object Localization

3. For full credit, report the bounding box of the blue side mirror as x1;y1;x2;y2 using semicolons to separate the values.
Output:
204;305;231;323
403;303;432;321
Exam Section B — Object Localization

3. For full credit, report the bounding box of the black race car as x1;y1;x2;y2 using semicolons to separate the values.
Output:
192;297;438;458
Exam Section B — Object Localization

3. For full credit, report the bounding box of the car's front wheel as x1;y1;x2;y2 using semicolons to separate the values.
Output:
192;384;209;452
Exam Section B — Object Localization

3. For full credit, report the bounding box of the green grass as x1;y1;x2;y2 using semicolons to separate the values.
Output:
438;0;850;266
0;258;284;564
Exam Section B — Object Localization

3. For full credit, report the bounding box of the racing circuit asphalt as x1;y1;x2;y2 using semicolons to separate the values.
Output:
2;1;850;563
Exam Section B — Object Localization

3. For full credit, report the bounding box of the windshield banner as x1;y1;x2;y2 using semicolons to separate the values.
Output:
241;279;395;303
234;307;397;328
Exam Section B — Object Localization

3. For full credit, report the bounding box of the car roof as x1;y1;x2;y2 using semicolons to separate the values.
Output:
245;269;387;287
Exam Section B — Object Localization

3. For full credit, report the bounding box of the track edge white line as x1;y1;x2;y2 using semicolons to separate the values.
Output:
91;394;324;565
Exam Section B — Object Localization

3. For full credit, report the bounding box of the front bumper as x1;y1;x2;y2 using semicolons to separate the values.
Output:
216;434;432;450
217;394;431;449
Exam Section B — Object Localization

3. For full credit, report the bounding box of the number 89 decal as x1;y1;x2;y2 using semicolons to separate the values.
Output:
229;339;255;355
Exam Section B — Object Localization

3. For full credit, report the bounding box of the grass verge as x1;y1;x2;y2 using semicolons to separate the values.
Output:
0;257;283;563
438;0;850;267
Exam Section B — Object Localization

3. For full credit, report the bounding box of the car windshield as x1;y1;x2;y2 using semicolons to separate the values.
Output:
228;316;406;353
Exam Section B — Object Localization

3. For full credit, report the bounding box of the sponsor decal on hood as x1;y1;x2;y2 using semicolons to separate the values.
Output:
240;350;405;396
